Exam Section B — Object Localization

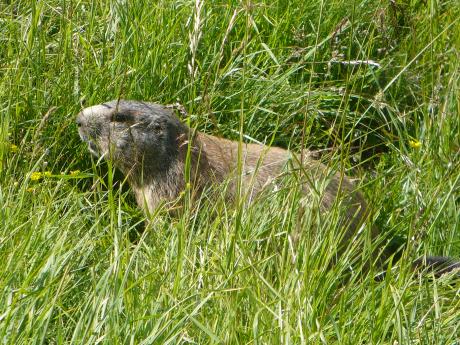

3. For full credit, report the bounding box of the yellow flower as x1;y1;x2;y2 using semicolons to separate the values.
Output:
26;187;35;193
9;144;18;153
409;139;421;149
43;171;52;177
70;170;81;176
186;182;192;189
30;172;42;181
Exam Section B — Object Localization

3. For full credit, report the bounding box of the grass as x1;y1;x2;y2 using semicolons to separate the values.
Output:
0;0;459;343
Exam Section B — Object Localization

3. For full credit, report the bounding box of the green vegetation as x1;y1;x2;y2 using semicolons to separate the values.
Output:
1;0;459;343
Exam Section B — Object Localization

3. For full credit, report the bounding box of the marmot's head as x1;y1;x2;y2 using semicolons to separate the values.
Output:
76;100;187;175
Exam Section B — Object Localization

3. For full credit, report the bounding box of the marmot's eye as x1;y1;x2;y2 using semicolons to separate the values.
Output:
149;121;163;132
111;113;134;122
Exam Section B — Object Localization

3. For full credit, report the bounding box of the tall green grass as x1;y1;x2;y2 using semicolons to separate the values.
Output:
0;0;459;343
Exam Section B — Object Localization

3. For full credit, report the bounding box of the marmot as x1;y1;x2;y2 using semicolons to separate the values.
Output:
76;99;459;276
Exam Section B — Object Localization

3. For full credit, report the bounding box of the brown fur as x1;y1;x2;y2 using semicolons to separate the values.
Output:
76;100;460;277
76;100;378;254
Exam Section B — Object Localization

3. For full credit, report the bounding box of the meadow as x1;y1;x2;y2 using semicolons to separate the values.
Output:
0;0;459;343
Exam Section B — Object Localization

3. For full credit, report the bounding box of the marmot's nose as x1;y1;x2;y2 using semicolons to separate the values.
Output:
76;115;84;128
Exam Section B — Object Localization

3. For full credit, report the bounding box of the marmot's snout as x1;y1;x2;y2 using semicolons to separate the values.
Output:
76;112;88;141
76;108;106;158
76;116;83;128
